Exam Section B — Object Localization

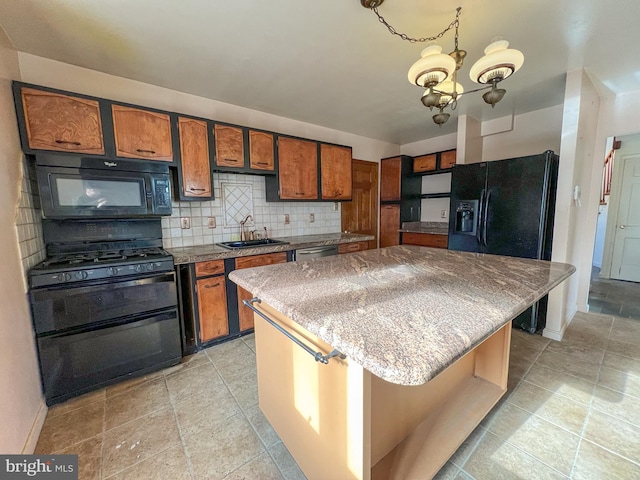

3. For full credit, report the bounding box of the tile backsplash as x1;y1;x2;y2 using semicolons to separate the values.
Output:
162;173;342;248
15;156;46;274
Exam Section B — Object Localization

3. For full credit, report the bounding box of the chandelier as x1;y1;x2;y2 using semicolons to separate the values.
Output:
361;1;524;126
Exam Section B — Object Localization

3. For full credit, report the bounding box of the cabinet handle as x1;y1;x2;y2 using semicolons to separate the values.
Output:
189;188;206;192
257;162;269;165
224;158;239;163
55;139;81;146
295;192;305;196
136;148;157;154
204;282;221;288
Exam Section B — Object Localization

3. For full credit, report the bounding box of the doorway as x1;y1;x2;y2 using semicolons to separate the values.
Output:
589;134;640;319
341;159;379;249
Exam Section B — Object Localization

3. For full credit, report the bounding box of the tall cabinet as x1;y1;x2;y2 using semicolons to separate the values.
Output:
379;156;421;247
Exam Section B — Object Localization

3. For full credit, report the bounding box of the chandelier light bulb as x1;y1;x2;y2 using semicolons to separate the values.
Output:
408;44;456;87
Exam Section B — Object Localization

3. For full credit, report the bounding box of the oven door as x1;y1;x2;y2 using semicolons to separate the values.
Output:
37;310;181;405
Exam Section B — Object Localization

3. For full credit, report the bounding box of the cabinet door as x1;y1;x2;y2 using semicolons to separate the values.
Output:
380;157;402;201
214;124;245;168
380;204;401;247
178;117;211;198
278;137;318;200
235;252;288;331
249;130;275;171
440;150;457;169
196;276;229;342
321;144;352;200
402;232;448;249
337;241;369;254
413;154;436;173
112;105;173;161
20;87;105;154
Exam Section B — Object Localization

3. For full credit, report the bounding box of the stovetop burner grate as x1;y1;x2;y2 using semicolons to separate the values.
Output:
41;247;168;267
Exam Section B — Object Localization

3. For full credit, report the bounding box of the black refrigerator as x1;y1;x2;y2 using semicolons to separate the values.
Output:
447;150;559;333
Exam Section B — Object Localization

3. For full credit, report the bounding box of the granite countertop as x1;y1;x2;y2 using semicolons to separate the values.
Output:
167;233;374;264
399;221;449;235
229;246;575;386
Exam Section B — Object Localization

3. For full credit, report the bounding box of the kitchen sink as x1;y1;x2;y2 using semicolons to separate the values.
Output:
217;239;289;250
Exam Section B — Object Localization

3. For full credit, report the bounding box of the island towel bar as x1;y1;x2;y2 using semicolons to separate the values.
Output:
244;297;346;364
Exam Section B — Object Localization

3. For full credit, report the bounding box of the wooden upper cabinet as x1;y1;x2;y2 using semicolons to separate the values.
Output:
440;149;457;169
178;117;211;198
380;204;401;247
249;130;275;171
321;144;352;200
413;154;437;173
196;276;229;342
214;124;245;168
278;137;318;200
380;157;402;201
112;105;173;161
20;87;105;154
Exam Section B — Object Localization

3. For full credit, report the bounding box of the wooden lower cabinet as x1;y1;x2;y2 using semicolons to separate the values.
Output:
401;232;448;249
338;241;369;254
196;276;229;342
235;252;287;331
380;204;401;248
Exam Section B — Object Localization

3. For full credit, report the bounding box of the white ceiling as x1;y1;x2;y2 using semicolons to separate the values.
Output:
1;0;639;145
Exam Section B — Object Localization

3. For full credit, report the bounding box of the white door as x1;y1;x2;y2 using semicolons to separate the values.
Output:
611;154;640;281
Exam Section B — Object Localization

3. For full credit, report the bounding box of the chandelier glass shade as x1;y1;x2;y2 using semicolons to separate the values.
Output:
362;1;524;126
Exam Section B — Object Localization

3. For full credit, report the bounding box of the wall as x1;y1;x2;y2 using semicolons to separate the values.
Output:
545;69;600;340
0;35;45;453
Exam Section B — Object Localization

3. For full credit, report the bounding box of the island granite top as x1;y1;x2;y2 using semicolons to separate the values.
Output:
167;233;373;264
399;221;449;235
229;246;575;386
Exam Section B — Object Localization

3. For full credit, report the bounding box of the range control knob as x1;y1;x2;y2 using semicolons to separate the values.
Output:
107;267;119;276
74;271;89;280
146;263;155;271
57;273;72;283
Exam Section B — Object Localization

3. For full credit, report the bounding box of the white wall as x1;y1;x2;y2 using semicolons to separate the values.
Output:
592;202;608;269
0;38;45;453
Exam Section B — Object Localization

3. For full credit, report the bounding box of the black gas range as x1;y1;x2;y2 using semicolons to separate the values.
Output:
28;219;181;406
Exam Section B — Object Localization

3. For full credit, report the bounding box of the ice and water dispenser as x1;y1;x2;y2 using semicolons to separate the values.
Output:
454;200;478;235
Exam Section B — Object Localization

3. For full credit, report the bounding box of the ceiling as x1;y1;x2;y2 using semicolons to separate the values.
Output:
1;0;639;145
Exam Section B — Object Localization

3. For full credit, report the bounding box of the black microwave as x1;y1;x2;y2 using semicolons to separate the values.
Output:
35;155;172;218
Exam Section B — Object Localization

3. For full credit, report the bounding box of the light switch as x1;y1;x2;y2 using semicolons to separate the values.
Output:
310;213;315;223
207;217;216;229
284;214;290;224
181;217;190;229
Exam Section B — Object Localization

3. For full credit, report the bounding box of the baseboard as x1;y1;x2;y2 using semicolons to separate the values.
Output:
22;398;47;454
542;303;577;341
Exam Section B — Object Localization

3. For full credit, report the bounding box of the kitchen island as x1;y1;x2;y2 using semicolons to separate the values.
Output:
229;246;574;479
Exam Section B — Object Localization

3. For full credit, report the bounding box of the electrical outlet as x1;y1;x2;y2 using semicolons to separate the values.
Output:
309;213;315;223
284;214;290;224
333;202;339;211
181;217;191;229
207;217;216;229
440;210;448;219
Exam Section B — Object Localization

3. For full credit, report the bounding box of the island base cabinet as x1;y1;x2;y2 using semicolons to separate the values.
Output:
252;302;511;480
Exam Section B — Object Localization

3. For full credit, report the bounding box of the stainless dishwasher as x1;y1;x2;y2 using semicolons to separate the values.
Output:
294;245;338;260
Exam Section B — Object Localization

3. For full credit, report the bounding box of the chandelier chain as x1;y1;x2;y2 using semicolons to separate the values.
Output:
371;6;461;44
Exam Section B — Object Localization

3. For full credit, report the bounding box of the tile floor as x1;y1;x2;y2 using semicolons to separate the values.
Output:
35;311;640;479
588;266;640;319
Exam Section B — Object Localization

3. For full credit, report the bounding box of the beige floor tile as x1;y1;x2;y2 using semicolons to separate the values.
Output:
268;442;306;480
223;451;282;480
544;339;606;366
245;404;281;448
165;362;225;405
573;439;640;480
47;389;106;418
105;378;171;431
598;365;640;399
607;338;640;361
205;337;251;363
161;351;211;376
511;330;550;353
463;431;566;480
59;434;103;480
35;400;104;454
454;471;474;480
591;385;640;427
610;317;640;345
583;410;640;463
507;380;588;434
213;349;257;380
242;333;256;352
101;407;182;478
224;371;259;410
486;402;579;475
535;349;601;383
104;444;192;480
184;412;265;480
523;364;595;405
432;461;459;479
173;382;240;439
603;351;640;376
449;425;486;468
562;327;608;351
105;370;165;398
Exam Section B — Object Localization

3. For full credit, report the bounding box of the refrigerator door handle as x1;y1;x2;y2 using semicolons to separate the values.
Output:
477;189;486;245
482;189;492;247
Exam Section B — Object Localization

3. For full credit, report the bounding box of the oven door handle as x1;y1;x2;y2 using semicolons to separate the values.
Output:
40;309;178;339
32;272;176;297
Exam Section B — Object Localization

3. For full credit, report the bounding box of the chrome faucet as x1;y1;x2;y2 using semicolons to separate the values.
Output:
240;214;253;241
